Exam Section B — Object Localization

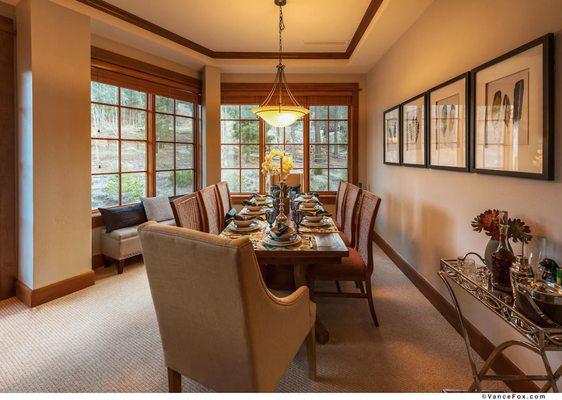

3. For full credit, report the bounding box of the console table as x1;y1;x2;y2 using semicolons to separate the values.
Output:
439;258;562;392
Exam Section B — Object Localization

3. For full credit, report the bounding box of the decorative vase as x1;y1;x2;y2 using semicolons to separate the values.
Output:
484;239;499;268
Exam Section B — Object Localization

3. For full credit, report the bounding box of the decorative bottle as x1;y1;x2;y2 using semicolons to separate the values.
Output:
491;216;515;293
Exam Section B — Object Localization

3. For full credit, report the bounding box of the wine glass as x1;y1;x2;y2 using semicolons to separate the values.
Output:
265;209;277;228
528;236;547;281
293;210;304;234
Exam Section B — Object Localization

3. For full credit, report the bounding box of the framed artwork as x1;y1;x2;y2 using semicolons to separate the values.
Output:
401;93;427;167
471;34;554;180
383;106;401;165
428;72;470;171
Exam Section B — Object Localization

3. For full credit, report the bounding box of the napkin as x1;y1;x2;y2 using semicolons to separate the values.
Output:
270;224;294;242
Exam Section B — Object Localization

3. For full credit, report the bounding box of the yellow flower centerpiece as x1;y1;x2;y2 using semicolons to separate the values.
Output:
262;149;294;223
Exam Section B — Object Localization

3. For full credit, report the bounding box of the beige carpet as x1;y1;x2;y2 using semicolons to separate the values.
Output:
0;245;504;392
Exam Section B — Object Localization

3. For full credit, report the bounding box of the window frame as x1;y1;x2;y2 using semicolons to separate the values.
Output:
220;82;359;196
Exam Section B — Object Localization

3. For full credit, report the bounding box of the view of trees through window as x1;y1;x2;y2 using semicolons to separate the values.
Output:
91;81;196;210
219;103;350;193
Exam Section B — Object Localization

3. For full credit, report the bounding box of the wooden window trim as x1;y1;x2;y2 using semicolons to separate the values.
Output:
221;82;359;194
91;50;202;222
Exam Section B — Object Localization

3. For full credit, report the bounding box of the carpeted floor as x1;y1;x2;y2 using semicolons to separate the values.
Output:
0;245;504;392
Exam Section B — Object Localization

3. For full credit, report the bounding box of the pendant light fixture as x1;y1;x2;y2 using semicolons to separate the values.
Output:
252;0;309;128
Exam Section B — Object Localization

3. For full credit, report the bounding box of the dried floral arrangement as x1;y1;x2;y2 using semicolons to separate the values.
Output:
471;209;532;244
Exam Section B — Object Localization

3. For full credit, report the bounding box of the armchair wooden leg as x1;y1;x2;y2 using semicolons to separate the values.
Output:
167;367;181;393
117;260;125;274
335;281;342;293
365;279;379;327
306;326;317;380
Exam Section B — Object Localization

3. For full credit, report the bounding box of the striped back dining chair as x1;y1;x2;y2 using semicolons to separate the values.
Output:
215;181;232;228
335;180;348;230
171;193;203;231
197;185;222;235
339;183;361;248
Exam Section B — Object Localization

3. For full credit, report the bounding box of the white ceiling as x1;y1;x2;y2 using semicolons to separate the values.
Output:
3;0;434;74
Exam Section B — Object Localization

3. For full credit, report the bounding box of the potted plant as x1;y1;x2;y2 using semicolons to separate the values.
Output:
471;209;532;267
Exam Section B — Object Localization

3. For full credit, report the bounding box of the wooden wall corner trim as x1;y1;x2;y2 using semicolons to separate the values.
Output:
16;271;96;308
372;232;539;392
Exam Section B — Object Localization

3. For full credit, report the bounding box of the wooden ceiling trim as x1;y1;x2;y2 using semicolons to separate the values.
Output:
76;0;382;60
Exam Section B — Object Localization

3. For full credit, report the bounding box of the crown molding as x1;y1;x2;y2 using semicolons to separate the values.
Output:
76;0;382;60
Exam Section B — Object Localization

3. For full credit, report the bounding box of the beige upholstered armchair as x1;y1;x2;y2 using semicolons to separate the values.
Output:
138;222;316;393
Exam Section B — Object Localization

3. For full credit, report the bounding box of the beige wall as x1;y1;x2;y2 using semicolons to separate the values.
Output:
365;0;562;375
17;0;92;288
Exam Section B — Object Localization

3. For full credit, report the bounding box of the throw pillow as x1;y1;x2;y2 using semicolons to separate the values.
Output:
99;203;147;233
141;195;174;222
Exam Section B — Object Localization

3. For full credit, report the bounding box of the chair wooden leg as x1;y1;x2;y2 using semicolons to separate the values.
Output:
365;279;379;327
335;281;342;293
167;367;182;393
306;326;317;380
356;281;365;294
117;260;125;274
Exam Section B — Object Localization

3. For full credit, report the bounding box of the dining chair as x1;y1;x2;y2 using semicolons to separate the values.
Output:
138;222;317;392
339;183;361;248
307;191;382;326
215;181;232;227
335;180;348;230
171;193;203;231
197;185;222;234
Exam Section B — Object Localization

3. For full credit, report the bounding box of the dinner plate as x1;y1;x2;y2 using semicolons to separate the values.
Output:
229;222;260;233
243;209;265;215
299;206;318;212
262;235;302;247
301;219;330;227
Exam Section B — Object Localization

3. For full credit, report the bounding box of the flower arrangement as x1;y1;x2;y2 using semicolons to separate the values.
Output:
261;148;294;180
471;209;532;244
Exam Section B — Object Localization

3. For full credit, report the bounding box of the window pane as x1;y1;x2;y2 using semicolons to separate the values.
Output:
221;121;240;144
329;145;348;168
121;173;146;204
329;121;348;144
176;100;194;117
241;121;259;143
221;105;239;119
286;121;303;144
176;170;194;194
284;145;304;168
176;144;194;169
120;88;146;108
310;169;328;191
310;121;328;144
241;169;259;193
221;145;240;168
91;82;118;105
310;145;328;168
156;143;174;170
92;174;119;209
121;109;147;139
329;169;348;191
221;169;240;192
155;96;174;113
265;125;283;144
91;140;118;173
241;105;258;119
329;105;348;120
121;141;146;171
241;145;259;167
91;104;118;138
156;114;174;141
176;117;194;142
310;105;328;120
156;171;175;197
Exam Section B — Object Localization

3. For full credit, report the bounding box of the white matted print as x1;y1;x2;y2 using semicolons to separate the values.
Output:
429;76;467;169
383;107;400;164
474;44;542;174
402;96;425;166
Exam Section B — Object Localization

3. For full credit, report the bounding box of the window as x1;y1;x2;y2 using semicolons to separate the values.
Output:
219;101;353;194
91;82;148;209
220;105;260;193
91;82;197;210
155;96;196;196
309;105;349;191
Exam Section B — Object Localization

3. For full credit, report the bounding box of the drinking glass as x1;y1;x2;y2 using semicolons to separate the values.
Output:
528;236;547;281
293;211;304;234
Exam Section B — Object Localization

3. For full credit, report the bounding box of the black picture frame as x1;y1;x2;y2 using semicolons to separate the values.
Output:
383;105;401;165
470;33;554;180
401;93;428;168
427;72;471;172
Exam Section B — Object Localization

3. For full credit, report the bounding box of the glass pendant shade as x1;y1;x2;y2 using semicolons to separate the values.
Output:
252;105;309;128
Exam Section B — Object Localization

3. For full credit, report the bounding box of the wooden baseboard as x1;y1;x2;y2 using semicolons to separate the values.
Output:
92;254;105;269
373;232;538;392
16;271;95;307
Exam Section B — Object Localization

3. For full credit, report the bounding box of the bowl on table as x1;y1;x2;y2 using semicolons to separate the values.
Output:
305;215;324;223
246;205;263;212
301;194;313;200
301;201;317;209
233;218;254;228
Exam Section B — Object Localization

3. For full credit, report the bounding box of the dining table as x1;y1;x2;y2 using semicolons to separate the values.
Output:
219;195;349;344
